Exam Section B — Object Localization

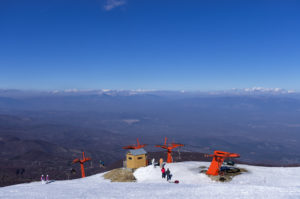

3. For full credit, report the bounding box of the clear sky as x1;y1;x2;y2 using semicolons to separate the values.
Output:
0;0;299;91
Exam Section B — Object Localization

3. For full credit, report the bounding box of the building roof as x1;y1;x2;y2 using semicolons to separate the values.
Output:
128;148;147;156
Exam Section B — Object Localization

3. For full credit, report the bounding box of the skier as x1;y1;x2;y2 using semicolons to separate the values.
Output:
166;168;172;181
46;175;49;183
161;167;166;178
41;174;45;184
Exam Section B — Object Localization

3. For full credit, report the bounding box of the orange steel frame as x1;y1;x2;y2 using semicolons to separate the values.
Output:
156;137;184;163
72;152;91;178
206;150;240;176
123;138;146;150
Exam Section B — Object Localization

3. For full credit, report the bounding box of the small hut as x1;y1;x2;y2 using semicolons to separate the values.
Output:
126;148;147;169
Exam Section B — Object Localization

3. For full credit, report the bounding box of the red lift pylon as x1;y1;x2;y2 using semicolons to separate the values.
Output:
156;137;184;163
206;150;240;176
72;152;91;178
123;138;146;149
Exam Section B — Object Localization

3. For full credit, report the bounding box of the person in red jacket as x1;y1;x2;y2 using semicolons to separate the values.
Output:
161;167;166;178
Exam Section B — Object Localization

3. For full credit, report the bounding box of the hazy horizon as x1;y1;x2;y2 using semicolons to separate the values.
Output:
0;87;298;93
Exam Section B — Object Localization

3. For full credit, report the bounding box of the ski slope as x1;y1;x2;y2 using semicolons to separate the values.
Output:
1;161;300;199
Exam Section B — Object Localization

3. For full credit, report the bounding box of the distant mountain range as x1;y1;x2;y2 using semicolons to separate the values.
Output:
0;87;298;98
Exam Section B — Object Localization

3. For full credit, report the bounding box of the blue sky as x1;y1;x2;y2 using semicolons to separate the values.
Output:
0;0;299;91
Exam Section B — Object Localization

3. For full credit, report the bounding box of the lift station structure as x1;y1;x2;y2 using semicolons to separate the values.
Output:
206;150;240;176
123;139;148;169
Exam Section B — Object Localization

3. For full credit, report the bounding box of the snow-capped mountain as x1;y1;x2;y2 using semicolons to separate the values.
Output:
0;87;298;98
230;87;295;94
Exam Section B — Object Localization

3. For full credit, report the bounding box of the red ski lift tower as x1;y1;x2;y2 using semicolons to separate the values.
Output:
72;152;91;178
123;138;146;150
206;150;240;176
156;137;184;163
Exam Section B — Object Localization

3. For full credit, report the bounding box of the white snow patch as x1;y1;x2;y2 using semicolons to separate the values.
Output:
1;161;300;199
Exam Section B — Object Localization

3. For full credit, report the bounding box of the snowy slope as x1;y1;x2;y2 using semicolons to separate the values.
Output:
1;161;300;199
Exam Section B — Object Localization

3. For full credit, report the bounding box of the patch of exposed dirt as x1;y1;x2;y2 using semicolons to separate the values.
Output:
103;168;136;182
199;166;248;182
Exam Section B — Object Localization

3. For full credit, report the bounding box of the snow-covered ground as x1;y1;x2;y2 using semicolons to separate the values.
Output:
1;161;300;199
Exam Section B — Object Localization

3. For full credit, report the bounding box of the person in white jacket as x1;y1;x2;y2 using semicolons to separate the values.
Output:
152;158;155;167
41;175;45;184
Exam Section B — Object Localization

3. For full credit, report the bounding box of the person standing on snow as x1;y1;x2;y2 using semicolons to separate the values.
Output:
41;175;45;184
152;158;155;168
159;158;163;168
166;168;172;181
46;175;49;183
99;160;105;168
161;167;166;178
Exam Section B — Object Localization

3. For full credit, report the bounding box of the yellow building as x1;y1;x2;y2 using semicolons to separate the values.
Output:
126;148;147;169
